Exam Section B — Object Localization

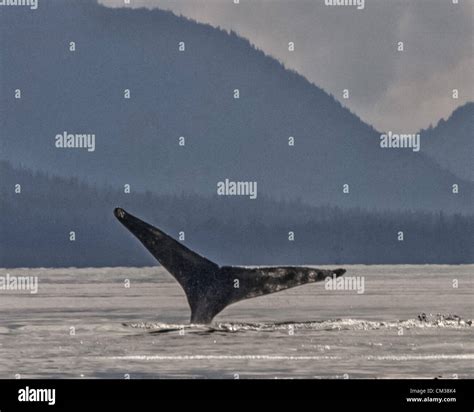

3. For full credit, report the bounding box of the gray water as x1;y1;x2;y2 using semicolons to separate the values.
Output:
0;265;472;379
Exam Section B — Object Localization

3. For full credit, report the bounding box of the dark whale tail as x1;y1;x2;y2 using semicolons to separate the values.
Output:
114;208;346;324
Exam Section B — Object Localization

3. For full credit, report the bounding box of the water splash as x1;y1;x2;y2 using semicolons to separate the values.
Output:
123;313;473;334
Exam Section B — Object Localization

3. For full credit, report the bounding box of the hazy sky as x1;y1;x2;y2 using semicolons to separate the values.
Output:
100;0;473;133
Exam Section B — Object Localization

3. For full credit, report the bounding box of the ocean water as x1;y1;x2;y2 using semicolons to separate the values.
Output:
0;265;472;379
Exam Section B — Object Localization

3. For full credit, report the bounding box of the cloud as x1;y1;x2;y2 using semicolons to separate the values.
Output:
100;0;473;132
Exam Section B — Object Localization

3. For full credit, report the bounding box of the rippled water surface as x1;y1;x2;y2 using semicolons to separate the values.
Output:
0;265;472;378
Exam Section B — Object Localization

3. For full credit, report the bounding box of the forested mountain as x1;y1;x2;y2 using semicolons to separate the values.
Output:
0;0;472;213
422;103;474;182
1;161;472;267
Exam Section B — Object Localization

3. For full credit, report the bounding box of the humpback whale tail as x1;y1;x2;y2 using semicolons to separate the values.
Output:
114;208;346;324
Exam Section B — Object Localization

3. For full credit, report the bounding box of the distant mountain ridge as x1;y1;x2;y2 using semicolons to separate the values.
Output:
1;161;472;267
0;0;472;213
421;103;474;182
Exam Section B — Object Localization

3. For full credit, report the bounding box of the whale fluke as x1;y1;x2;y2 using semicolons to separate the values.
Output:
114;208;346;324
